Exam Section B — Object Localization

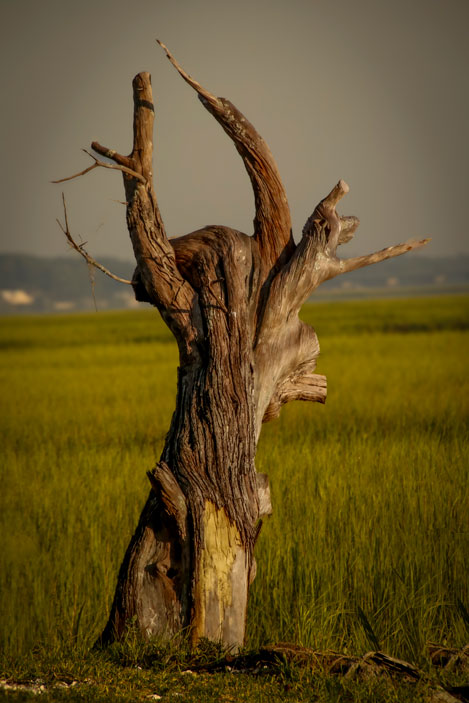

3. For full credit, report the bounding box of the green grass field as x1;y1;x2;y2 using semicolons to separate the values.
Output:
1;295;468;700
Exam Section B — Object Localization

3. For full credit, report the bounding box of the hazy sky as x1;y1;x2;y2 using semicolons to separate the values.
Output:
1;0;468;262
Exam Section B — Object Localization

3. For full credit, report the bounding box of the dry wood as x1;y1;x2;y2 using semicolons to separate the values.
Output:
428;643;469;672
189;643;468;702
59;44;430;650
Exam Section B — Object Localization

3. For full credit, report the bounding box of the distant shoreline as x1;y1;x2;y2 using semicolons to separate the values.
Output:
309;283;469;303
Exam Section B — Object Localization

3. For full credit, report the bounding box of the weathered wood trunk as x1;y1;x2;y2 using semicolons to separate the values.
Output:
102;228;261;646
61;43;429;650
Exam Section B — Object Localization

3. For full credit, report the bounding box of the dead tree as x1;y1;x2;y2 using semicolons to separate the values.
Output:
56;43;429;650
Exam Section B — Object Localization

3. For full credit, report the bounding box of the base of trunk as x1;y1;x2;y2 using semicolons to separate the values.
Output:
192;501;250;649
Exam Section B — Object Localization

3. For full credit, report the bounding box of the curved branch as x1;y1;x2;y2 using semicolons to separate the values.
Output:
157;40;294;269
57;193;132;285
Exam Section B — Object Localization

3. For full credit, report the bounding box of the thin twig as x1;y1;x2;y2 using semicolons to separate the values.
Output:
52;150;146;184
57;193;132;285
51;162;99;184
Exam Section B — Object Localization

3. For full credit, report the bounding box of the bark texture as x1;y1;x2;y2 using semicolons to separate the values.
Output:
64;44;429;650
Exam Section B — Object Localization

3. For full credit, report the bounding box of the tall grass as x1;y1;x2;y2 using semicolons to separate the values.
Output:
1;297;468;660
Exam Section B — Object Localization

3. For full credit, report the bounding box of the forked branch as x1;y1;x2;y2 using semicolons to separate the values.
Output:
52;149;146;185
268;178;430;315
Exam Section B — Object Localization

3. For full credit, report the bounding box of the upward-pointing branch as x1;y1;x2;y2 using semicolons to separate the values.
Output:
157;40;295;270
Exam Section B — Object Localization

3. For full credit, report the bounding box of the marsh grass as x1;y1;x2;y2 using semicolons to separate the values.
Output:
0;637;445;702
0;297;468;663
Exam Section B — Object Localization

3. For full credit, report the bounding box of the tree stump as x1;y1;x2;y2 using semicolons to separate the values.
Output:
57;42;429;650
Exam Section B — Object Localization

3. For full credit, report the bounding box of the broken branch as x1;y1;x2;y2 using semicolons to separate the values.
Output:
90;142;133;169
263;372;327;423
302;179;350;255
